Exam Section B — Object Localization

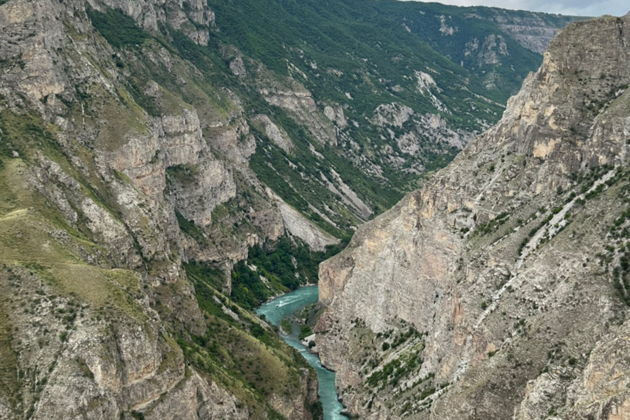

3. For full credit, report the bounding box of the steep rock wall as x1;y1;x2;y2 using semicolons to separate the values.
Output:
317;13;630;419
0;0;321;417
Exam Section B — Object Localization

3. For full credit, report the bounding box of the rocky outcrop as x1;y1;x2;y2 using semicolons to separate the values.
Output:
271;190;339;251
0;0;319;418
259;84;338;147
372;103;472;174
317;13;630;419
88;0;215;45
252;114;294;153
486;9;580;54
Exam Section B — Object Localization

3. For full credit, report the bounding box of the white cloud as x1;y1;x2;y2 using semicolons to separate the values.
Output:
405;0;629;17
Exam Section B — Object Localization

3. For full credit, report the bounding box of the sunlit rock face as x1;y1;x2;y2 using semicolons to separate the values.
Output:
317;13;630;419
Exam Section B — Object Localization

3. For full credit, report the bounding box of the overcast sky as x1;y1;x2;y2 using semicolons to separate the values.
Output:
409;1;629;17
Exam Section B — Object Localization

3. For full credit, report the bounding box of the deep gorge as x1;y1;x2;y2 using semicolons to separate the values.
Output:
1;0;627;419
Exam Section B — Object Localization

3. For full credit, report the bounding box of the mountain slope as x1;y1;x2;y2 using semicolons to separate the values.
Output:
0;1;319;418
316;13;630;419
207;0;579;230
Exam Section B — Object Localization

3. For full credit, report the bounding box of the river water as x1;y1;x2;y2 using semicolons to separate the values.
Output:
255;286;348;420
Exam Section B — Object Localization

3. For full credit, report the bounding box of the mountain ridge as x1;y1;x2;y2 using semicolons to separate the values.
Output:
316;12;630;419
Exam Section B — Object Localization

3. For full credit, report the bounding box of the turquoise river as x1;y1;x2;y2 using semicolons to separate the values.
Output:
255;286;348;420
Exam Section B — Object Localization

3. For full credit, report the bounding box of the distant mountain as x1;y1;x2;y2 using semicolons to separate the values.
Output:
204;0;579;237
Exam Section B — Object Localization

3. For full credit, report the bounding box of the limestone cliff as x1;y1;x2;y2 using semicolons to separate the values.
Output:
482;8;580;54
0;0;320;417
317;13;630;419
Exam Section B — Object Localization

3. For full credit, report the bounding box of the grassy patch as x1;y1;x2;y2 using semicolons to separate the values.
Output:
93;88;149;152
47;265;146;320
230;236;343;309
0;210;78;265
87;6;149;48
175;211;208;245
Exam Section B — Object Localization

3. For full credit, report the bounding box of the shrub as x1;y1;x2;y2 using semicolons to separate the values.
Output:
87;7;149;48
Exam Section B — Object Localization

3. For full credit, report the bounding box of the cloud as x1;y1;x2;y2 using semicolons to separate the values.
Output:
407;0;629;17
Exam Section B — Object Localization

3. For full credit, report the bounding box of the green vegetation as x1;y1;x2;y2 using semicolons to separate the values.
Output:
181;260;317;418
473;211;510;236
366;343;423;389
175;211;208;245
184;262;226;292
298;324;313;340
231;259;288;311
87;7;149;48
231;236;343;309
166;164;198;185
130;411;145;420
365;326;425;392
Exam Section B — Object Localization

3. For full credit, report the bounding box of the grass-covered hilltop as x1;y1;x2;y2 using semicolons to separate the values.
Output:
0;0;578;418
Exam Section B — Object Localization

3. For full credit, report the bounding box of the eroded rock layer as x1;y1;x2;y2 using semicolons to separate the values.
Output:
317;14;630;420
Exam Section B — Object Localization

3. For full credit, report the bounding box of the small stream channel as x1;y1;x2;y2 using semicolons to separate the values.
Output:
255;286;348;420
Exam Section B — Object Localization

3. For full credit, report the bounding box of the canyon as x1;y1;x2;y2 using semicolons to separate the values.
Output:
0;0;616;418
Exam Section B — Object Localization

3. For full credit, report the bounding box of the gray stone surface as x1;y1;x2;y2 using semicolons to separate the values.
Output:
316;14;630;419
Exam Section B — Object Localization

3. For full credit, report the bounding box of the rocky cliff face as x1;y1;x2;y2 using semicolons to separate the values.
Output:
0;0;322;417
482;8;580;54
317;13;630;419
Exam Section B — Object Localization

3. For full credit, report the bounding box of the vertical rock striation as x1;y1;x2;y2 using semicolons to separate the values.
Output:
0;0;320;417
317;13;630;420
